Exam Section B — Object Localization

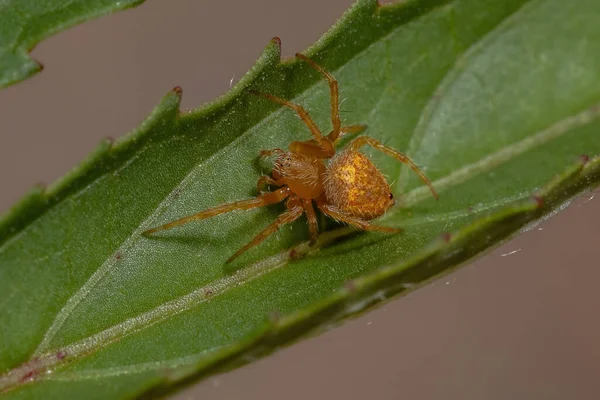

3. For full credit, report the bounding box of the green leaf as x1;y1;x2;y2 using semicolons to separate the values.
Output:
0;0;144;88
2;0;600;398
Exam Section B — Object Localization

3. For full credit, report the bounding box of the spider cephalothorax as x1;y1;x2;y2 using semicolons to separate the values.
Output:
144;53;438;262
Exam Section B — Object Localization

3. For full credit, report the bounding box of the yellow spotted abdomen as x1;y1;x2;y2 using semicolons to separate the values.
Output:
324;151;394;220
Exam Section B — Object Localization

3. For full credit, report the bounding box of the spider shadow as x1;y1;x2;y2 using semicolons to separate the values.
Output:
317;224;403;259
144;205;300;274
142;231;225;248
222;216;309;275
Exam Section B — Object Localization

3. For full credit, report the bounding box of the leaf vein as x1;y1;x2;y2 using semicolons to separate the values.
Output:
396;0;538;191
394;100;600;209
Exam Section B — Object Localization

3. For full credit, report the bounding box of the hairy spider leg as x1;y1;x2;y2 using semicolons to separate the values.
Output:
295;55;369;148
296;53;341;141
249;90;325;142
333;124;367;145
316;199;401;233
350;136;439;200
249;90;335;158
301;198;319;244
143;187;291;235
227;198;304;263
256;175;282;193
260;149;285;158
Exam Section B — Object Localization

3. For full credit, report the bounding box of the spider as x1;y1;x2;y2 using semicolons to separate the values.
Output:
144;53;438;263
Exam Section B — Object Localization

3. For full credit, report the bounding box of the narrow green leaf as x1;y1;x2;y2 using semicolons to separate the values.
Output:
2;0;600;399
0;0;145;88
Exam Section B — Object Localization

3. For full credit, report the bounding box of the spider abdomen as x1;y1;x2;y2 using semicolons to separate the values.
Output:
324;151;395;220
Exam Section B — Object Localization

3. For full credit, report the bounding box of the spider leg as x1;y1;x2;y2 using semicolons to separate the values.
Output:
256;175;283;193
316;202;401;233
260;148;285;158
331;124;367;144
349;136;439;200
296;53;341;142
144;187;291;235
288;140;335;158
301;199;319;245
249;90;334;157
226;199;304;263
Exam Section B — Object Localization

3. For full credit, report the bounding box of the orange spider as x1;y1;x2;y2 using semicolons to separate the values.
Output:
144;53;438;263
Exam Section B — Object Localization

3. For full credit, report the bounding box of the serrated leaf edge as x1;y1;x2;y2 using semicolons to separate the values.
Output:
0;0;146;88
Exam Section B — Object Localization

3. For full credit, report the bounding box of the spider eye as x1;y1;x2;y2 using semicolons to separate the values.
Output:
388;193;394;200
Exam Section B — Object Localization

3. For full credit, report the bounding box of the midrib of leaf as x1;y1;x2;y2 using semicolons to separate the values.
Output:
0;226;352;391
398;101;600;209
40;350;220;382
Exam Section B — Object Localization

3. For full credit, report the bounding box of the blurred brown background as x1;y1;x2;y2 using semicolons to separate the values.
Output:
1;1;599;399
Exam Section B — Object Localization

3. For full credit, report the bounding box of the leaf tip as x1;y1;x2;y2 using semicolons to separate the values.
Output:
270;36;282;51
34;59;44;74
265;36;283;63
172;86;183;100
